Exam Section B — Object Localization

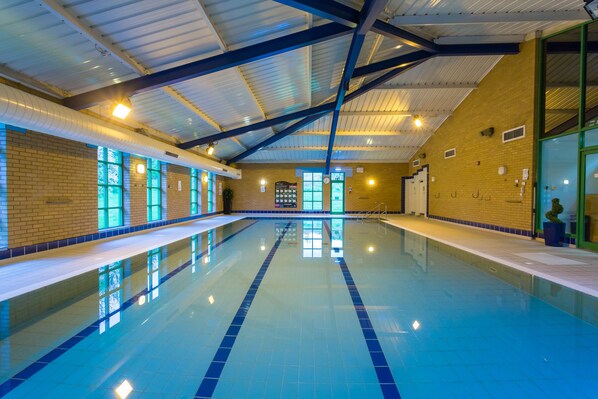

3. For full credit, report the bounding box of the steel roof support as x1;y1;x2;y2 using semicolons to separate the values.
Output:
227;57;430;164
275;0;439;52
62;23;352;110
325;0;389;174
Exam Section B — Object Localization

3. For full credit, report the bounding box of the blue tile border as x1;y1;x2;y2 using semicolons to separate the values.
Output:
323;222;401;399
194;221;292;399
0;219;258;398
428;214;534;238
0;211;224;261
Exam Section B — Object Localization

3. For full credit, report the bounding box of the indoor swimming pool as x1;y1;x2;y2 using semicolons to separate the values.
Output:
1;218;597;398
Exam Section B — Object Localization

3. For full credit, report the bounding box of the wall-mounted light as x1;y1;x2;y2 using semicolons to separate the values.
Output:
368;179;375;186
207;143;215;156
260;179;266;185
368;246;375;253
202;174;208;183
112;98;132;120
136;163;146;174
413;115;423;128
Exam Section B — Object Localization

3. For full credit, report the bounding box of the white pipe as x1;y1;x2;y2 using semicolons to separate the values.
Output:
0;83;241;179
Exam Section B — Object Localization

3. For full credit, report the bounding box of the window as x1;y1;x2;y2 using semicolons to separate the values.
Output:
98;261;123;334
207;172;216;213
147;158;162;221
98;147;123;229
190;169;202;215
302;172;323;210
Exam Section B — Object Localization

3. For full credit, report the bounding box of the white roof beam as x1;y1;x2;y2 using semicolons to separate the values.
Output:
0;63;69;98
435;35;525;45
340;111;452;117
374;83;478;90
38;0;223;133
296;130;433;136
261;146;419;151
392;10;589;26
191;0;276;134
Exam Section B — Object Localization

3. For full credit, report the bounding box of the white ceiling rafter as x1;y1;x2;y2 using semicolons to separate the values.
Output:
296;130;433;136
374;83;478;90
391;10;589;26
0;63;69;98
190;0;276;149
340;111;453;117
260;145;420;151
38;0;223;137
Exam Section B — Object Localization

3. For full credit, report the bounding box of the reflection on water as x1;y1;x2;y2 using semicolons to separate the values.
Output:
98;261;123;334
302;220;323;258
191;234;201;274
330;219;344;258
147;248;162;302
401;229;428;273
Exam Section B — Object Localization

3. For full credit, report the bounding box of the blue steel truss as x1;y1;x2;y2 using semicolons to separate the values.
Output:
325;0;389;174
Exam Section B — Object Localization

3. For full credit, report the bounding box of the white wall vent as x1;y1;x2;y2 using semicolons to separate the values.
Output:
444;148;456;159
502;125;525;143
412;159;420;167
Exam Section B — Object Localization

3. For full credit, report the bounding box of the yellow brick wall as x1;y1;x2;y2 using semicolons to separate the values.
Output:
5;130;224;249
407;39;538;231
226;163;408;212
166;164;191;220
6;130;98;247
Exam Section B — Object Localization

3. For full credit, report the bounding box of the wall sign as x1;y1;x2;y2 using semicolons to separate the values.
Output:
275;181;297;208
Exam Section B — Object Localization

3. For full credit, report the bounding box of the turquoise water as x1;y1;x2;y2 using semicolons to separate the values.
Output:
1;218;598;398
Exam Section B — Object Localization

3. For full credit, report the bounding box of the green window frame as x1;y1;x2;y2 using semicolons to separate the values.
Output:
207;172;215;213
98;147;123;229
147;158;162;221
302;172;323;211
190;169;202;215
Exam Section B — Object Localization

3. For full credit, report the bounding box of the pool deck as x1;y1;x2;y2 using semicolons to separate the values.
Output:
1;213;598;302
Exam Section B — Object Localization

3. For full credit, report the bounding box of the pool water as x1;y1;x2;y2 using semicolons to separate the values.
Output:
1;219;598;398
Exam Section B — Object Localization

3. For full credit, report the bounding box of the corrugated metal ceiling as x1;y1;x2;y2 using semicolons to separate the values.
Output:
0;0;588;163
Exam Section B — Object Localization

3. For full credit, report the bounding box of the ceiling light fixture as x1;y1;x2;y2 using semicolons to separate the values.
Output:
112;99;132;120
413;115;423;128
206;143;215;156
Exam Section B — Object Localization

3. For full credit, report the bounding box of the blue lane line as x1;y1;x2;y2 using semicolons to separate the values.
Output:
194;221;292;399
324;222;401;399
0;220;259;398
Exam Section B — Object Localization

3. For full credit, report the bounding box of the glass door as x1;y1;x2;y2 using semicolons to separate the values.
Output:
580;150;598;249
330;172;345;215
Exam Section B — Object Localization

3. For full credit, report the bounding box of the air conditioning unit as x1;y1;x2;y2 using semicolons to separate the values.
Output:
412;159;420;167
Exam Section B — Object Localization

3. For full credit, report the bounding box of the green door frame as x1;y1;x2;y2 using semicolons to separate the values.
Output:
330;173;345;215
578;148;598;250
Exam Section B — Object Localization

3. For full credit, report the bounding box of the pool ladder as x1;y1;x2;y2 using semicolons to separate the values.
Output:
358;203;387;223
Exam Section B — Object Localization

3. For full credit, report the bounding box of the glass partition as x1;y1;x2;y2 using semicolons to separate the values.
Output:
540;134;578;234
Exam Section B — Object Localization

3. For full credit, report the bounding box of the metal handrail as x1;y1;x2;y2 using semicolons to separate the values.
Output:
357;203;386;222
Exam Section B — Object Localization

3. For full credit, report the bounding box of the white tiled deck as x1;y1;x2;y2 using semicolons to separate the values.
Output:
385;215;598;298
2;213;598;303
